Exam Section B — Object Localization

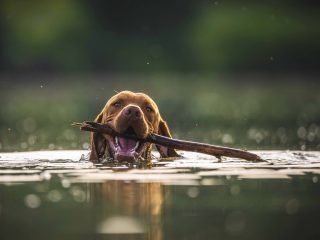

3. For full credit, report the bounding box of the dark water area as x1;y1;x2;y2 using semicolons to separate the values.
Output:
1;174;320;240
0;151;320;240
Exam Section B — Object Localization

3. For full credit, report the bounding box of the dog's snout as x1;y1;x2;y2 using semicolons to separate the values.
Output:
123;105;142;120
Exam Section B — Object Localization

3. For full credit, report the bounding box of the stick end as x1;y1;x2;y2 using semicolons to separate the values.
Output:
71;122;83;127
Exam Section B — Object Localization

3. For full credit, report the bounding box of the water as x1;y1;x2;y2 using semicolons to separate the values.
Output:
1;76;319;152
0;151;320;240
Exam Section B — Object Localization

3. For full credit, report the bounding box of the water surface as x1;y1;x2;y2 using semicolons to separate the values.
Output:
0;151;320;240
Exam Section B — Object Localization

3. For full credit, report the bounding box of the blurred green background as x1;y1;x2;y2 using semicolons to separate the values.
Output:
0;0;319;151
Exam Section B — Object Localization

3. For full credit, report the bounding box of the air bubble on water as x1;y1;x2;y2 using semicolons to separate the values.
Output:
40;171;51;181
247;128;265;143
61;178;71;188
20;142;28;149
48;143;55;150
97;216;145;234
201;178;223;186
82;142;89;150
187;187;199;198
222;134;234;144
307;133;315;142
24;194;41;208
300;143;306;151
47;190;62;202
312;176;318;183
70;186;86;202
28;135;37;145
297;126;307;139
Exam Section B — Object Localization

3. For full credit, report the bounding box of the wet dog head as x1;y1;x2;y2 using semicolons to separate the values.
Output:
89;91;178;163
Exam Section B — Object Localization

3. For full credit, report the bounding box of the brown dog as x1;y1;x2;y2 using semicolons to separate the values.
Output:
89;91;179;163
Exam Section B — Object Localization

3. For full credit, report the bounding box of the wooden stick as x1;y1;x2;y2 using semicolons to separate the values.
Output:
72;121;262;161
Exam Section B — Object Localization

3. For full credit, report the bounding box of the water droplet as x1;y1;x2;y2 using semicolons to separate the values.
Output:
201;178;223;186
82;142;89;150
47;190;62;202
70;186;86;202
20;142;28;149
97;216;145;234
48;143;55;150
222;134;234;144
297;126;307;139
40;171;51;181
24;194;41;208
61;179;71;188
28;135;37;145
312;176;318;183
187;187;199;198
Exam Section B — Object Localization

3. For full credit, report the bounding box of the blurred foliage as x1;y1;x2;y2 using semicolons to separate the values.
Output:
0;74;319;151
0;0;319;72
189;3;320;71
0;1;319;151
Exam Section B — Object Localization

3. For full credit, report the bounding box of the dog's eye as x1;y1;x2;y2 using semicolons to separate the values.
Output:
146;106;153;112
113;102;121;108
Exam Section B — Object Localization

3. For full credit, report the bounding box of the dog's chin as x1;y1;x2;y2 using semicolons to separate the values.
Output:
106;128;148;162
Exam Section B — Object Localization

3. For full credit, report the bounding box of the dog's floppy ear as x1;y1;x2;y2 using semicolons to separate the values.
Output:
89;111;107;162
156;118;180;158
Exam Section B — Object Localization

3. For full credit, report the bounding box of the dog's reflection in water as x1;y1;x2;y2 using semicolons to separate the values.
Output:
91;181;167;240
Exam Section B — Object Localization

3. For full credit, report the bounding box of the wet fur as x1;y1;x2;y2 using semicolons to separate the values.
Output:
89;91;178;163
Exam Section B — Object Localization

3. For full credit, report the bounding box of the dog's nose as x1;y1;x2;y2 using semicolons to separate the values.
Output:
123;105;142;120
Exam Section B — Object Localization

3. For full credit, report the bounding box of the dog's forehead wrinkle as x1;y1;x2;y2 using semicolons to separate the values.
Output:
108;91;156;103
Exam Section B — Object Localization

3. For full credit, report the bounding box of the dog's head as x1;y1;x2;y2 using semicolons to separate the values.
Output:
89;91;178;162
